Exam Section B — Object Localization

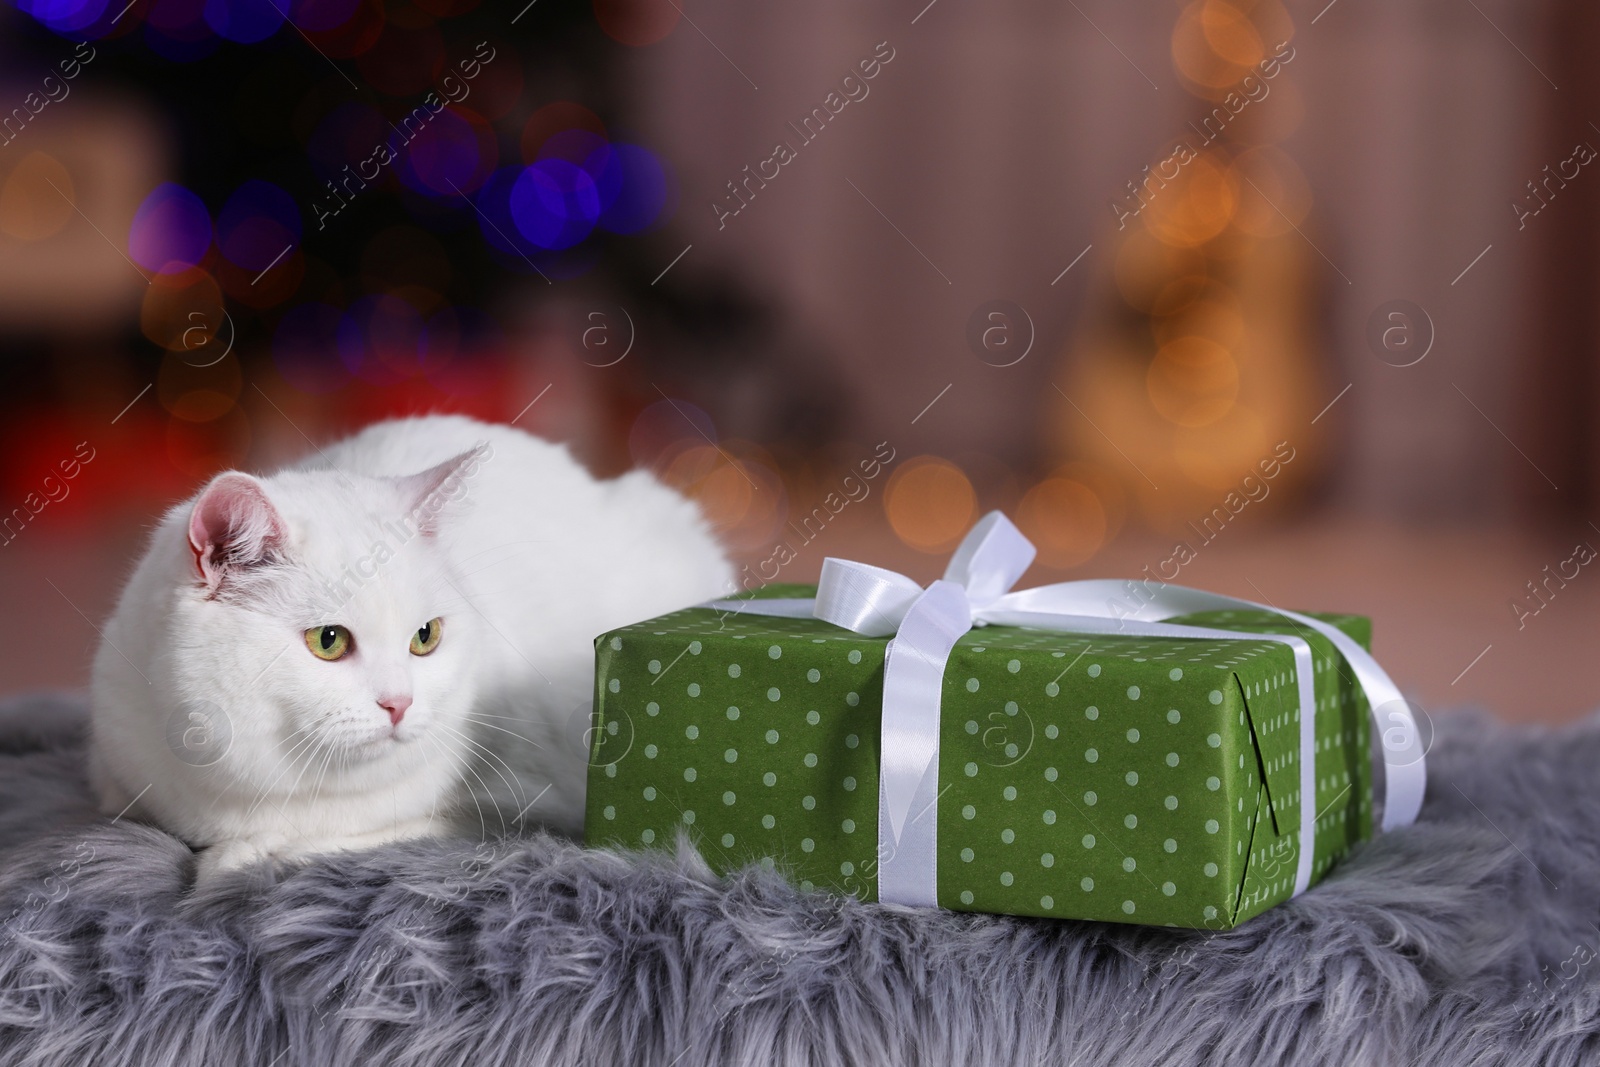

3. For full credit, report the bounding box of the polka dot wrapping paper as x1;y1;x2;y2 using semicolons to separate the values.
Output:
585;584;1373;929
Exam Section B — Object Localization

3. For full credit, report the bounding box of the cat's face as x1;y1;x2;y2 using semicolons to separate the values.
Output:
169;449;487;789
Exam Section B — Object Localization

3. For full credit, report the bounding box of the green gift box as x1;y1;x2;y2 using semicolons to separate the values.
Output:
585;583;1376;929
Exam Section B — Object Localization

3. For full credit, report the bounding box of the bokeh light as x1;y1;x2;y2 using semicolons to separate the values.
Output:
1172;408;1272;490
140;269;223;351
203;0;283;44
216;180;301;272
1146;336;1240;428
472;165;552;270
510;159;600;250
1016;476;1108;569
129;183;212;275
593;143;672;234
1199;0;1264;67
661;442;788;552
884;456;977;553
19;0;112;36
0;153;75;243
1143;154;1239;248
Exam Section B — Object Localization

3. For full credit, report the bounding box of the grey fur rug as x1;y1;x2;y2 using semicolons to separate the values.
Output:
1;694;1598;1067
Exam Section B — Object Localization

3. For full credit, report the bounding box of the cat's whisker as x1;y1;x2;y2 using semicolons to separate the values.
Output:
414;733;441;830
459;711;553;726
277;729;334;823
438;730;516;839
243;727;324;818
433;721;527;823
437;717;527;781
458;714;545;750
304;738;340;830
455;743;494;842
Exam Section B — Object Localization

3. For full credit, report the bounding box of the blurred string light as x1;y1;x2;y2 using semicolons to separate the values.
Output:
217;180;301;272
16;0;117;37
130;178;304;286
475;125;674;272
16;0;682;488
1049;0;1318;536
128;182;211;274
19;0;392;56
629;398;789;552
884;456;977;554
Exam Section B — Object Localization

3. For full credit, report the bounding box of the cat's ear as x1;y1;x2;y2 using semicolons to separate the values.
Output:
187;473;288;594
393;442;490;537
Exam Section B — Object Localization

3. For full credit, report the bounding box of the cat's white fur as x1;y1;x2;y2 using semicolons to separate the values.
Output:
88;415;732;881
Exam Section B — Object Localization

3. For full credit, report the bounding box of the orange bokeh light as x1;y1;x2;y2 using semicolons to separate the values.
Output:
1144;154;1239;248
1200;0;1265;67
663;443;786;552
141;270;225;352
1146;336;1240;427
884;456;977;553
1016;477;1108;569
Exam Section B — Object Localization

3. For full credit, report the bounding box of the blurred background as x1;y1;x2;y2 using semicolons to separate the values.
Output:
1;0;1596;724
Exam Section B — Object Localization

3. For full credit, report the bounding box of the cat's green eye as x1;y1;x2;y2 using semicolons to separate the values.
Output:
410;617;443;657
305;624;353;662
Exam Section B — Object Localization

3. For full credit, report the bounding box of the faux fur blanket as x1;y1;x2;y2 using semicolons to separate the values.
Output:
1;693;1597;1067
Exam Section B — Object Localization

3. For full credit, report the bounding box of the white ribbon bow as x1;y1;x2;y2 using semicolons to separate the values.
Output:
710;512;1425;908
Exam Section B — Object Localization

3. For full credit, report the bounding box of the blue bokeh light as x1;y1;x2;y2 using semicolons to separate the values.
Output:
19;0;112;35
203;0;284;43
592;143;671;234
509;159;599;251
217;180;302;272
129;183;212;275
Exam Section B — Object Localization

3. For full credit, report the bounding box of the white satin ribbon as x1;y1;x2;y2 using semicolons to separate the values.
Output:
708;512;1425;908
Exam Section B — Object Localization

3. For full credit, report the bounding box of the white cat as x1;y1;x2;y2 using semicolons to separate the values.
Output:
88;415;732;881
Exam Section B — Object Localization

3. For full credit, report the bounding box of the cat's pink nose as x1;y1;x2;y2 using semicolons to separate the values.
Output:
378;695;412;726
